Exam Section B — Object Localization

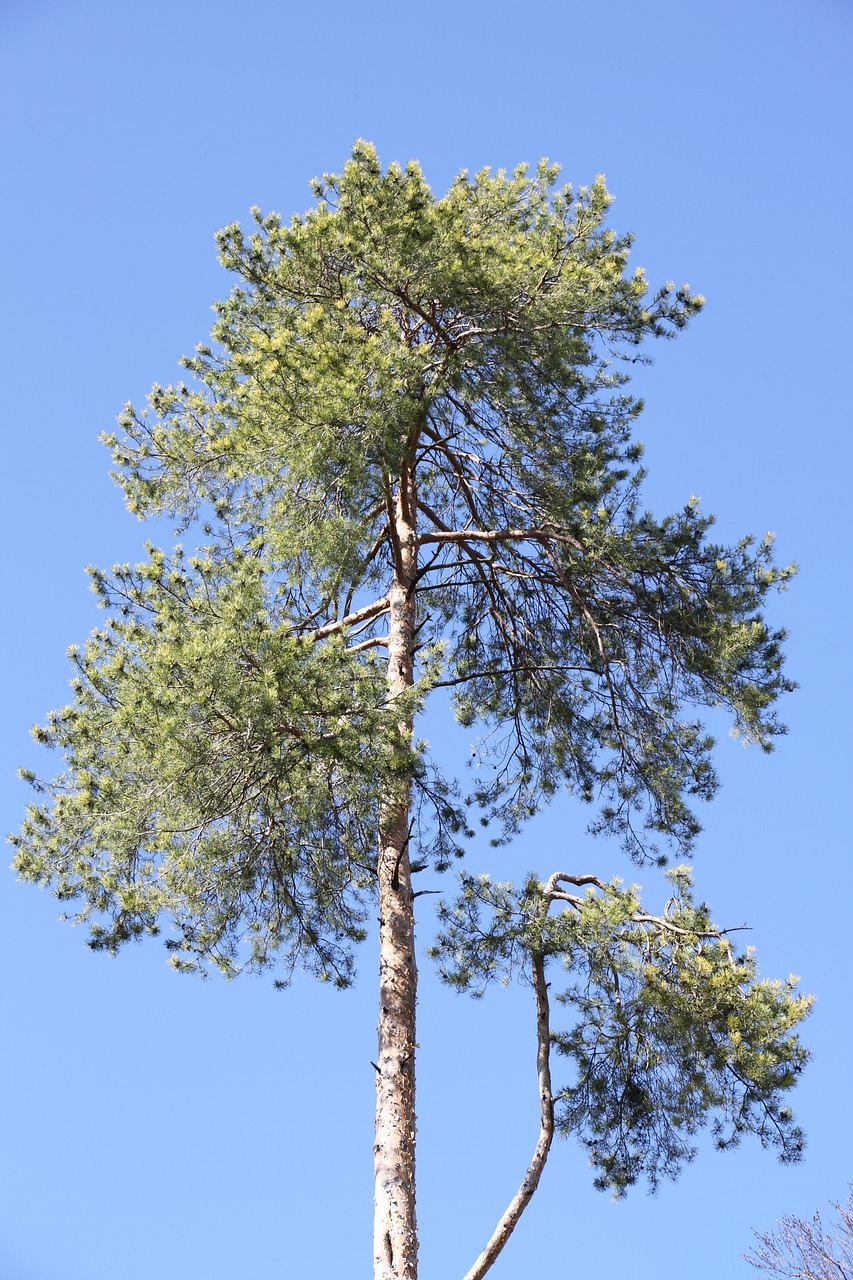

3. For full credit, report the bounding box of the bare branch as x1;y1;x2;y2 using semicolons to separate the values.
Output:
347;636;390;653
301;596;390;644
343;522;390;616
418;527;584;554
746;1192;853;1279
419;423;486;530
432;663;598;692
543;873;745;941
462;949;555;1280
544;872;609;896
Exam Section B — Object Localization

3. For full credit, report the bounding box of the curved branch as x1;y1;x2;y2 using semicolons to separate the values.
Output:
544;872;608;895
543;873;746;941
346;636;389;653
461;950;554;1280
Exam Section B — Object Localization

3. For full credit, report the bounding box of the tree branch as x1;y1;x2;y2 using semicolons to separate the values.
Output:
301;596;390;643
461;948;555;1280
419;527;584;553
347;636;389;653
418;423;486;530
458;865;748;1280
432;663;598;692
543;873;746;941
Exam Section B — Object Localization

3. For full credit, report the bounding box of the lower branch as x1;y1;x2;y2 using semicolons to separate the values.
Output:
461;950;554;1280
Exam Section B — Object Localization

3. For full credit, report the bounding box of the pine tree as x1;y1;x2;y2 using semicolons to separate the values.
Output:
11;143;811;1280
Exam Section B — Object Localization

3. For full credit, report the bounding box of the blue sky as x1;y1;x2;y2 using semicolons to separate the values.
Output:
1;2;851;1277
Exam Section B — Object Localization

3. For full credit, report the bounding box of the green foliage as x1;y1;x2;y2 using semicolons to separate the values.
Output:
13;141;796;984
432;868;811;1195
9;141;810;1213
13;547;394;983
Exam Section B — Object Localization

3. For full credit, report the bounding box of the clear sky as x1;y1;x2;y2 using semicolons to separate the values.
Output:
1;2;851;1278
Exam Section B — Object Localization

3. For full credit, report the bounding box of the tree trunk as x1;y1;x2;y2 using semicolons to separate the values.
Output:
374;468;419;1280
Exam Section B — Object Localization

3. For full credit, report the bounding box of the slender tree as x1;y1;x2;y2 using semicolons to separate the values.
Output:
12;143;811;1280
746;1192;853;1278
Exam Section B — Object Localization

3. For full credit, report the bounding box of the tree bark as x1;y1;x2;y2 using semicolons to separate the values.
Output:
374;467;419;1280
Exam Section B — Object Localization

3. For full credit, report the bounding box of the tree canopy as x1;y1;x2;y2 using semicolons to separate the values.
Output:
11;143;810;1276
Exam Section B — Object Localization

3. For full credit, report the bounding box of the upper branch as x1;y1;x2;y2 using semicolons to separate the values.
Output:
543;872;742;941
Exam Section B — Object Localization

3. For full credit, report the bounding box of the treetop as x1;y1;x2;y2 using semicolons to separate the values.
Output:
13;143;795;982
